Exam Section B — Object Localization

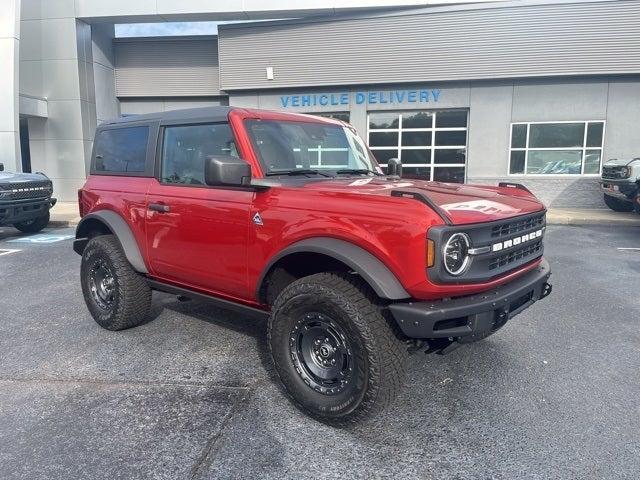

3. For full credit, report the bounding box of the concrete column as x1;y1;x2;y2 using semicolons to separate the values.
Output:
0;0;21;172
19;1;96;200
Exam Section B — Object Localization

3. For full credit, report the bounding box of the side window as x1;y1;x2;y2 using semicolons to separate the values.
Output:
161;123;238;185
94;126;149;173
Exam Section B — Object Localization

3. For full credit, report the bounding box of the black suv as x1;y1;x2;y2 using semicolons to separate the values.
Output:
0;163;56;233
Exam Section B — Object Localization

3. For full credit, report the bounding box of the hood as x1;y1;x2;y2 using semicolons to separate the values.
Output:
296;177;545;225
604;158;640;167
0;171;49;184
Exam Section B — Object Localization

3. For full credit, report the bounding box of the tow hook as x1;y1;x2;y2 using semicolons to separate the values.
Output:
408;338;461;355
541;282;553;299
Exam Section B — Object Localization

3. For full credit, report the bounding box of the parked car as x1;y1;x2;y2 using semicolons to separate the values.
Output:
0;163;56;233
73;107;552;423
600;158;640;213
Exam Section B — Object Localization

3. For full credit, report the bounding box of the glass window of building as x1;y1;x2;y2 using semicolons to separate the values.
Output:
367;109;468;183
509;121;605;175
312;112;350;123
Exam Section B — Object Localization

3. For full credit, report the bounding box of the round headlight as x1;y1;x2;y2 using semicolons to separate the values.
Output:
443;233;470;276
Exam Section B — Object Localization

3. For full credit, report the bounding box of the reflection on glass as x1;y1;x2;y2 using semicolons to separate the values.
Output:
433;167;465;183
435;130;467;146
369;131;398;147
529;123;584;148
402;166;432;178
526;150;583;174
435;110;467;128
401;131;431;147
401;150;430;164
586;122;604;148
371;149;398;164
511;124;527;148
434;149;465;164
369;112;399;129
584;150;601;174
510;150;526;174
402;111;433;128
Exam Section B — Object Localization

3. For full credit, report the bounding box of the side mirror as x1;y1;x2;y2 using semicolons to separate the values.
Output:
204;155;251;187
387;157;402;177
0;163;4;172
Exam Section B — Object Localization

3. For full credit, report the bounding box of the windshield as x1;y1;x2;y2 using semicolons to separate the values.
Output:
245;119;381;176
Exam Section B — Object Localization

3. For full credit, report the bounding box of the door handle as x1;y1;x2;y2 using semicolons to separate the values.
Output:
148;202;171;213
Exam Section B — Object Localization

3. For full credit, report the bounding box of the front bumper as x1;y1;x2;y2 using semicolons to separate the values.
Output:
0;197;56;225
389;259;552;340
600;179;638;201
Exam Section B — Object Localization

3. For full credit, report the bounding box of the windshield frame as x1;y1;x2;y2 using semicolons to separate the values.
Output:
244;119;382;177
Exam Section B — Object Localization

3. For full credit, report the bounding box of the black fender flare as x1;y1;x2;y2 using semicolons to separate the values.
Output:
73;210;148;274
257;237;410;301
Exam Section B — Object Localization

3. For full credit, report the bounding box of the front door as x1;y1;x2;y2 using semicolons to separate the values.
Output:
145;121;253;299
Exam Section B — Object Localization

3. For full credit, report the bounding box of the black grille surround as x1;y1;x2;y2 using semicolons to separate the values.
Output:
0;181;53;201
602;165;629;180
427;210;546;284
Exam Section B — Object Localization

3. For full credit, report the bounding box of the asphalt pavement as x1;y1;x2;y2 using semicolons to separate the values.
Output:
0;224;638;479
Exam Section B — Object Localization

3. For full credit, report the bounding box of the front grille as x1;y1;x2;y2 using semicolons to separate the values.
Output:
602;165;628;179
491;214;545;238
489;240;543;271
0;181;52;201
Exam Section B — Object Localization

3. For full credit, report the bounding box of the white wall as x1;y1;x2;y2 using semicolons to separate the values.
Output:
0;0;21;172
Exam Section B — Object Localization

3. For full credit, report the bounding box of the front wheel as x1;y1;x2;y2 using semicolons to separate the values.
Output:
268;272;407;424
14;211;50;233
603;194;634;212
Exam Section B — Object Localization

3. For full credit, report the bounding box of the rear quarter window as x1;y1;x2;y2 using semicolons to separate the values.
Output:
93;126;149;174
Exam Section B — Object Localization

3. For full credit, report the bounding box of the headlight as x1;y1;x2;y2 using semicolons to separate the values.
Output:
443;233;470;276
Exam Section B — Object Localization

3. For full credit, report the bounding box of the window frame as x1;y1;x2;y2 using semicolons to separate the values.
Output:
90;120;159;177
367;109;468;182
508;120;606;177
156;121;240;188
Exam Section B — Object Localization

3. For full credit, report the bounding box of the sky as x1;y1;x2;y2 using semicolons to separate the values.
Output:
115;22;225;37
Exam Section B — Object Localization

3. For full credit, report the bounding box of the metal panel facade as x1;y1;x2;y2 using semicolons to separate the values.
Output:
218;0;640;90
115;37;220;97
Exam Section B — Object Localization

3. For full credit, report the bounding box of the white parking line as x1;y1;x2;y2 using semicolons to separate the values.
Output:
0;249;21;256
617;247;640;251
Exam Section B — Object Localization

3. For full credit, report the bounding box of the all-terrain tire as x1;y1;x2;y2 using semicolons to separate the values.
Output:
80;234;151;331
268;272;408;424
14;211;50;233
603;194;634;212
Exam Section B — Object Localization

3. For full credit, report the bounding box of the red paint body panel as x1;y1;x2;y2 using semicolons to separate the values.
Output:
79;107;548;307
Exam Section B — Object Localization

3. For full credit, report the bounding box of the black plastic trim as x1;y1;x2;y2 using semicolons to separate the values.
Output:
389;259;551;339
148;280;269;320
256;237;410;301
390;190;453;225
74;211;148;274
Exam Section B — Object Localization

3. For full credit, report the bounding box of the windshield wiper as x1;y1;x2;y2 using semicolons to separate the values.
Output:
267;169;333;177
335;168;381;176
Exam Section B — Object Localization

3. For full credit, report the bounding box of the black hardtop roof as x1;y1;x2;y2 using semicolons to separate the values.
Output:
100;106;234;126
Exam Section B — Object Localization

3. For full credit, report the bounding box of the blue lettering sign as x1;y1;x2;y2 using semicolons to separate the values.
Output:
279;89;442;108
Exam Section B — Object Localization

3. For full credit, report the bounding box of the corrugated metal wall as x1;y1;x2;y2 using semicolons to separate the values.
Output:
218;0;640;90
115;37;221;97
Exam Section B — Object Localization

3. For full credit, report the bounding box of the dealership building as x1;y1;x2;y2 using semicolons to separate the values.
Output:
2;0;639;205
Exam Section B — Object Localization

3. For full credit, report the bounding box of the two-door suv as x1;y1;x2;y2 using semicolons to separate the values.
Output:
74;107;552;423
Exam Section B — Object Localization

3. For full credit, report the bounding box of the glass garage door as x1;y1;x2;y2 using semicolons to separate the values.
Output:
367;110;468;183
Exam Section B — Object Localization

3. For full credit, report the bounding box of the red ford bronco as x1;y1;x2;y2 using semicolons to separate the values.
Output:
74;107;552;423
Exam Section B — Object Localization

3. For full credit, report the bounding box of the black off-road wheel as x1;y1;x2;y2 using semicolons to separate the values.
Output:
80;234;151;331
603;194;634;212
14;211;50;233
268;272;408;424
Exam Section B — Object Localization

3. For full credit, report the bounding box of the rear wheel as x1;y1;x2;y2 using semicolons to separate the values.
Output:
80;234;151;330
633;194;640;214
268;272;407;424
14;211;50;233
603;194;634;212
